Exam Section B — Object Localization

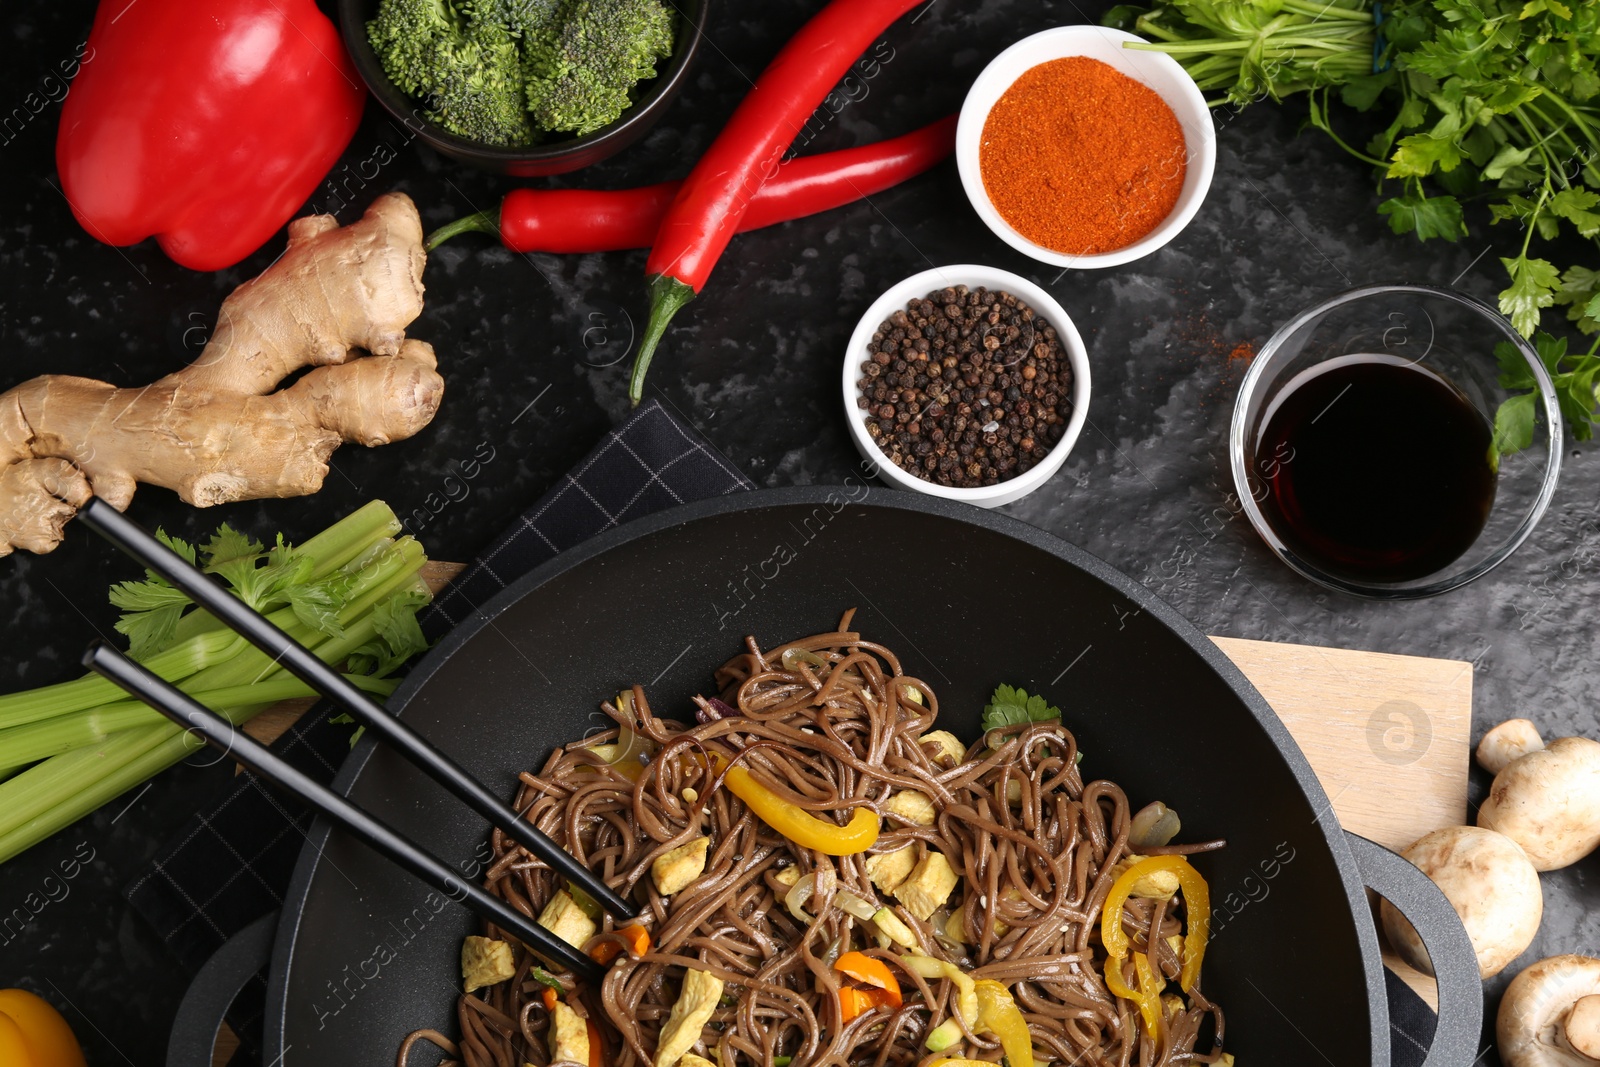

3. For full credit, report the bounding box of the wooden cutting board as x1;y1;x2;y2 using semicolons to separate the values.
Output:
248;563;1474;850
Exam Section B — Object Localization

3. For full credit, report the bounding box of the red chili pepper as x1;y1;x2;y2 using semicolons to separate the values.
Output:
628;0;928;405
427;116;955;255
56;0;364;272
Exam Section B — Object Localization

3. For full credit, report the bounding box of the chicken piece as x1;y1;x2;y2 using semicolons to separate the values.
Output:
1109;856;1180;900
550;1001;590;1064
461;936;517;993
919;729;966;767
865;846;917;895
895;851;959;921
884;790;937;826
772;865;800;888
652;837;711;896
538;890;598;949
654;968;724;1067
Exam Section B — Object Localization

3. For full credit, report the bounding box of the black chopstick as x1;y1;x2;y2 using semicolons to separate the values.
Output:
75;497;637;922
83;641;604;980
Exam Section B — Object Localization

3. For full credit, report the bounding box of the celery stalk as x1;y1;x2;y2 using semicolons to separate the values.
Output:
0;617;413;861
165;500;402;647
0;630;239;730
0;501;431;866
0;673;398;766
0;502;404;729
0;711;262;864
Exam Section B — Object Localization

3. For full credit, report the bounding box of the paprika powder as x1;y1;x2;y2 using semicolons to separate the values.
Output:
979;57;1187;255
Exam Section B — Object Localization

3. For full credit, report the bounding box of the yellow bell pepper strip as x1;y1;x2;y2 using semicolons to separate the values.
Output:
974;979;1034;1067
0;989;87;1067
711;754;878;856
1100;855;1211;1040
900;955;978;1027
834;952;903;1008
927;1060;1000;1067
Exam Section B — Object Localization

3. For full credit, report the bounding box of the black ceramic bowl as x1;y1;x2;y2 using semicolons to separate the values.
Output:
337;0;710;176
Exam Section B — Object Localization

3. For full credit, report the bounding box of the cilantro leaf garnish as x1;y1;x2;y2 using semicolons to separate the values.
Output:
980;684;1062;734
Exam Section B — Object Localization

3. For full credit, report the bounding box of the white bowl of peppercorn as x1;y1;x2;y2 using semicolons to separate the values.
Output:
955;25;1216;268
844;264;1090;508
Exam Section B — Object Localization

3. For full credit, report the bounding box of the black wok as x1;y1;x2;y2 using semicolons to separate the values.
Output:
248;487;1480;1065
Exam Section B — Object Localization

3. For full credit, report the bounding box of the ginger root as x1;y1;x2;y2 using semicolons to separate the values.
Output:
0;192;444;556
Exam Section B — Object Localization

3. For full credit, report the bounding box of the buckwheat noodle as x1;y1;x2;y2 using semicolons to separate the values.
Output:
400;611;1226;1067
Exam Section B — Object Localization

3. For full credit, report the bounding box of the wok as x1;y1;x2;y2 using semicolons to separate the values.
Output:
219;487;1479;1064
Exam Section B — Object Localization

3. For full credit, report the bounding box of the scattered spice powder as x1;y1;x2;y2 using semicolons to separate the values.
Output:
980;57;1187;255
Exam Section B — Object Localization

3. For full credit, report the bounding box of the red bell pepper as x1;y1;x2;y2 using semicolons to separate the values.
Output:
56;0;365;272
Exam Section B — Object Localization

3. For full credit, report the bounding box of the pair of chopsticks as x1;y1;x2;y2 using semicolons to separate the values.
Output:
76;498;632;980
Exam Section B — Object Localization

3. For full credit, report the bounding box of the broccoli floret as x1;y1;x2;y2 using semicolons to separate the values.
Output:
369;0;674;144
524;0;675;136
368;0;535;146
367;0;460;97
462;0;565;38
425;24;536;146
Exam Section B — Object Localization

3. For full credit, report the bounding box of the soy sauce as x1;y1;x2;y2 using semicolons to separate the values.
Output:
1254;355;1496;583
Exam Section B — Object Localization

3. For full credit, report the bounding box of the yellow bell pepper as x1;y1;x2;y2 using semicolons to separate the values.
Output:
714;756;878;856
1100;855;1211;1041
0;990;87;1067
899;955;977;1027
974;979;1034;1067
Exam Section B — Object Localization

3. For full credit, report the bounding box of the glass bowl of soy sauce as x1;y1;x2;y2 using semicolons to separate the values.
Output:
1231;285;1564;599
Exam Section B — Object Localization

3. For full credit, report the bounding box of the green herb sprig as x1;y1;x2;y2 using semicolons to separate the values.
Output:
980;684;1062;733
1105;0;1600;339
1492;331;1600;460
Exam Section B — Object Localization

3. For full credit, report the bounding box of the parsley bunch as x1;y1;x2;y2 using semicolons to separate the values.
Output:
1106;0;1600;344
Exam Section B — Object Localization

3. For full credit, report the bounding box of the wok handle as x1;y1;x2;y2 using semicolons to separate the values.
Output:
167;911;277;1067
1345;831;1483;1067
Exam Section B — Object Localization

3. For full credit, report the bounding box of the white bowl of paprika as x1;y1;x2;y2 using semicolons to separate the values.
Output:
956;26;1216;268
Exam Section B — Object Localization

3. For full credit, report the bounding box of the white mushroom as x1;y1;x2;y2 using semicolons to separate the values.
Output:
1478;719;1546;775
1478;736;1600;871
1498;955;1600;1066
1380;825;1542;979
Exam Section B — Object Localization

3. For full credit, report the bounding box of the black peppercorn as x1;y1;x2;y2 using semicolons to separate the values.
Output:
859;287;1073;490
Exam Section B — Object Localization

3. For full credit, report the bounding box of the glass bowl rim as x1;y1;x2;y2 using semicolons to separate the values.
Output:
1228;283;1565;600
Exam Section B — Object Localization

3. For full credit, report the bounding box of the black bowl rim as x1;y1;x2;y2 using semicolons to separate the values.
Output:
264;485;1389;1064
336;0;711;166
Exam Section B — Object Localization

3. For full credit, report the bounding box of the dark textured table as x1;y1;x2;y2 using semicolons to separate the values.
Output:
2;0;1596;1063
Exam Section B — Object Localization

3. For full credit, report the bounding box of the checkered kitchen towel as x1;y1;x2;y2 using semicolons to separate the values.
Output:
123;399;751;1058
